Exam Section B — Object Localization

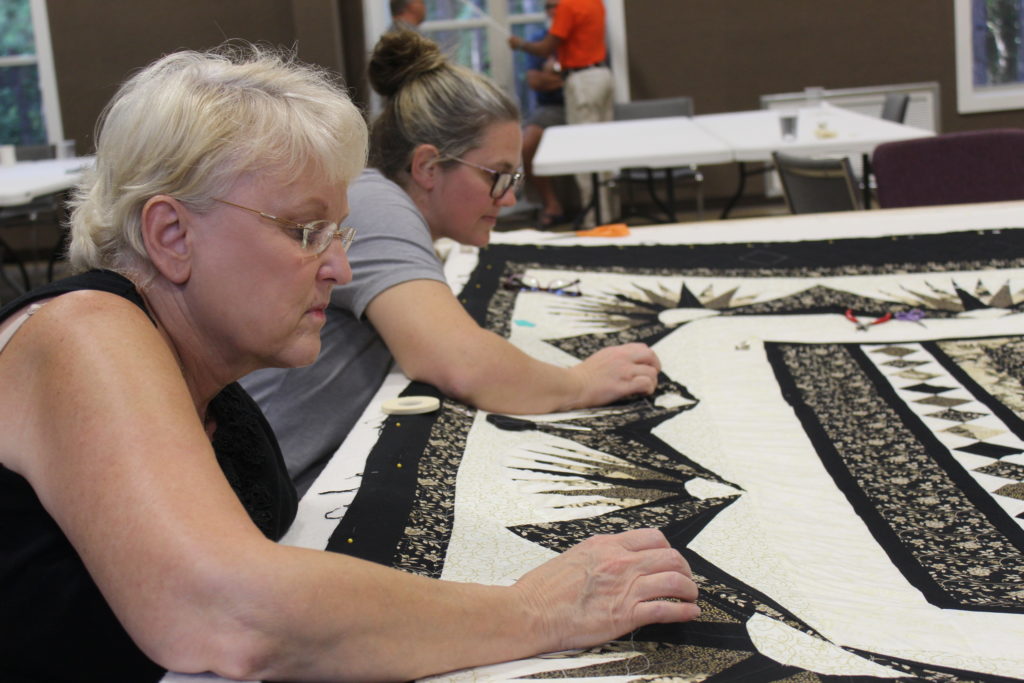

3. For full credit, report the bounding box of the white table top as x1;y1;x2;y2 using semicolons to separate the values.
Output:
532;115;733;176
531;104;933;177
695;104;934;162
0;157;93;207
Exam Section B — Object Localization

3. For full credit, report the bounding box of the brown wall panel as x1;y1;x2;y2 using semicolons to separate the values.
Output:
47;0;340;154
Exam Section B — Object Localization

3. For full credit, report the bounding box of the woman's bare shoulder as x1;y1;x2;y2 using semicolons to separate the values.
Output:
0;287;186;477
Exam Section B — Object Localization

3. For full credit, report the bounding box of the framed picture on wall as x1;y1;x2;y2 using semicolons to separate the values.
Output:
955;0;1024;113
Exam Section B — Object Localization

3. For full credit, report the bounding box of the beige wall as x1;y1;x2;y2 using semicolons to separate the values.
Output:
48;0;359;156
623;0;1024;130
46;1;1024;200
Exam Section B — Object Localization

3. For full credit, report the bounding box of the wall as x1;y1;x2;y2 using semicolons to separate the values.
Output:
624;0;1024;128
48;0;354;155
42;1;1024;198
0;1;358;266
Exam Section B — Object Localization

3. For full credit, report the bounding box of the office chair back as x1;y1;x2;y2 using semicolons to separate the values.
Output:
872;128;1024;209
614;96;693;121
773;151;861;214
881;92;909;124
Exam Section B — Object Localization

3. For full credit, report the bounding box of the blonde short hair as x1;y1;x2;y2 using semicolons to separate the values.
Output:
68;43;368;278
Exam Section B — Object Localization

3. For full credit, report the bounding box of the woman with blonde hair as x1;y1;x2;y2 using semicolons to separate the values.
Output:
0;44;697;682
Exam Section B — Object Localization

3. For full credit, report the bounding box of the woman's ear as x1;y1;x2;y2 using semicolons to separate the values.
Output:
409;143;442;191
140;195;192;285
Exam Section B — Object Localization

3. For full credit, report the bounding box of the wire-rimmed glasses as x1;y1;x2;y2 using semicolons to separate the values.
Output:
503;274;581;296
211;198;356;254
440;156;524;199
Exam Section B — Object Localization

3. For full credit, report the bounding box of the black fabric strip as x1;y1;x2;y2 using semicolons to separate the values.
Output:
765;341;954;607
850;341;1024;558
460;228;1024;321
924;337;1024;441
325;382;444;565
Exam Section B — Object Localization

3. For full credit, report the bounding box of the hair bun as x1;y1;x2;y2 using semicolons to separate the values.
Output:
368;31;447;98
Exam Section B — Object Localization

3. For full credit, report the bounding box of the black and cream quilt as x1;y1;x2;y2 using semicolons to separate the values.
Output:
324;228;1024;682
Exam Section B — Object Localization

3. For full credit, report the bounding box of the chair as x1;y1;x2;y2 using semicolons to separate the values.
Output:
0;143;67;296
881;92;910;123
0;236;31;297
859;92;910;206
772;151;862;214
611;96;704;222
872;128;1024;209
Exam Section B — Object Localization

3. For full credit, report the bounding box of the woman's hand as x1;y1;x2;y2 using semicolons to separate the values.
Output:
568;342;662;409
513;528;700;653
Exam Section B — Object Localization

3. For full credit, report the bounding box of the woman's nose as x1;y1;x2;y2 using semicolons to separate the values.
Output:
497;188;518;208
320;239;353;286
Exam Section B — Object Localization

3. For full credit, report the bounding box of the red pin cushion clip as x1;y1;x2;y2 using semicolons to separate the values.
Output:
845;309;892;331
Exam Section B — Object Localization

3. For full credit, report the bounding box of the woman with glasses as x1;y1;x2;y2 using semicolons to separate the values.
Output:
243;30;663;497
0;44;698;682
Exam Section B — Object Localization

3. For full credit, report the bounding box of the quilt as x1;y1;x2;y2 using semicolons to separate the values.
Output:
327;228;1024;682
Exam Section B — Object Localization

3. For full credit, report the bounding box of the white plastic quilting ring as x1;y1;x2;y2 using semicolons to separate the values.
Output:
381;396;441;415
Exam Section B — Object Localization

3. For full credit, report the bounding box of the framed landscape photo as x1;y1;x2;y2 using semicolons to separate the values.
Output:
955;0;1024;113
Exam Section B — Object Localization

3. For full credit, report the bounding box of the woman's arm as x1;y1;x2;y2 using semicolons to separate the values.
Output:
201;527;696;681
0;290;696;682
366;279;661;413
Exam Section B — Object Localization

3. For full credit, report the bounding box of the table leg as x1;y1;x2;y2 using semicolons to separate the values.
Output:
720;162;750;219
861;153;873;209
721;163;779;219
0;235;30;297
663;170;678;223
46;191;72;282
573;172;602;229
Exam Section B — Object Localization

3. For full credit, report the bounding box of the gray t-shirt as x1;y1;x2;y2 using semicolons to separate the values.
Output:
240;169;446;495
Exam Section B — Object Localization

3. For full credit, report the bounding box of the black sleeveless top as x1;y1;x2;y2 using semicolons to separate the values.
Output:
0;270;298;682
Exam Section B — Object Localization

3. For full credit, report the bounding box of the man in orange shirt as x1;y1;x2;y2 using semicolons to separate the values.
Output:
388;0;426;33
510;0;614;225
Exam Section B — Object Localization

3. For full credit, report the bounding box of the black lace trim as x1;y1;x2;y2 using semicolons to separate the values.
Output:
209;383;297;540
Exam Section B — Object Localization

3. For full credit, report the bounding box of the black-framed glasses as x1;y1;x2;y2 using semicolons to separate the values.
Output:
212;198;356;254
440;156;524;199
503;274;581;296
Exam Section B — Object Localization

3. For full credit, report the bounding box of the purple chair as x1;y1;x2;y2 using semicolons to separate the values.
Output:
872;128;1024;208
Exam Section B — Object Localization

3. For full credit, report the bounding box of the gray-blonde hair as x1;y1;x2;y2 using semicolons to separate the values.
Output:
68;43;368;279
367;31;519;184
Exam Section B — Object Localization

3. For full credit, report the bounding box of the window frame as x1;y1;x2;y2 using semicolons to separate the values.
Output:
0;0;63;144
362;0;629;114
954;0;1024;113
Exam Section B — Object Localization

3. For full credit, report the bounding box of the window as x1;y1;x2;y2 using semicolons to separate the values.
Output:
955;0;1024;113
420;0;546;119
0;0;62;145
363;0;629;116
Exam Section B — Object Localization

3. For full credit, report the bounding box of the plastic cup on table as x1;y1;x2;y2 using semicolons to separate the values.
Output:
780;113;798;141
